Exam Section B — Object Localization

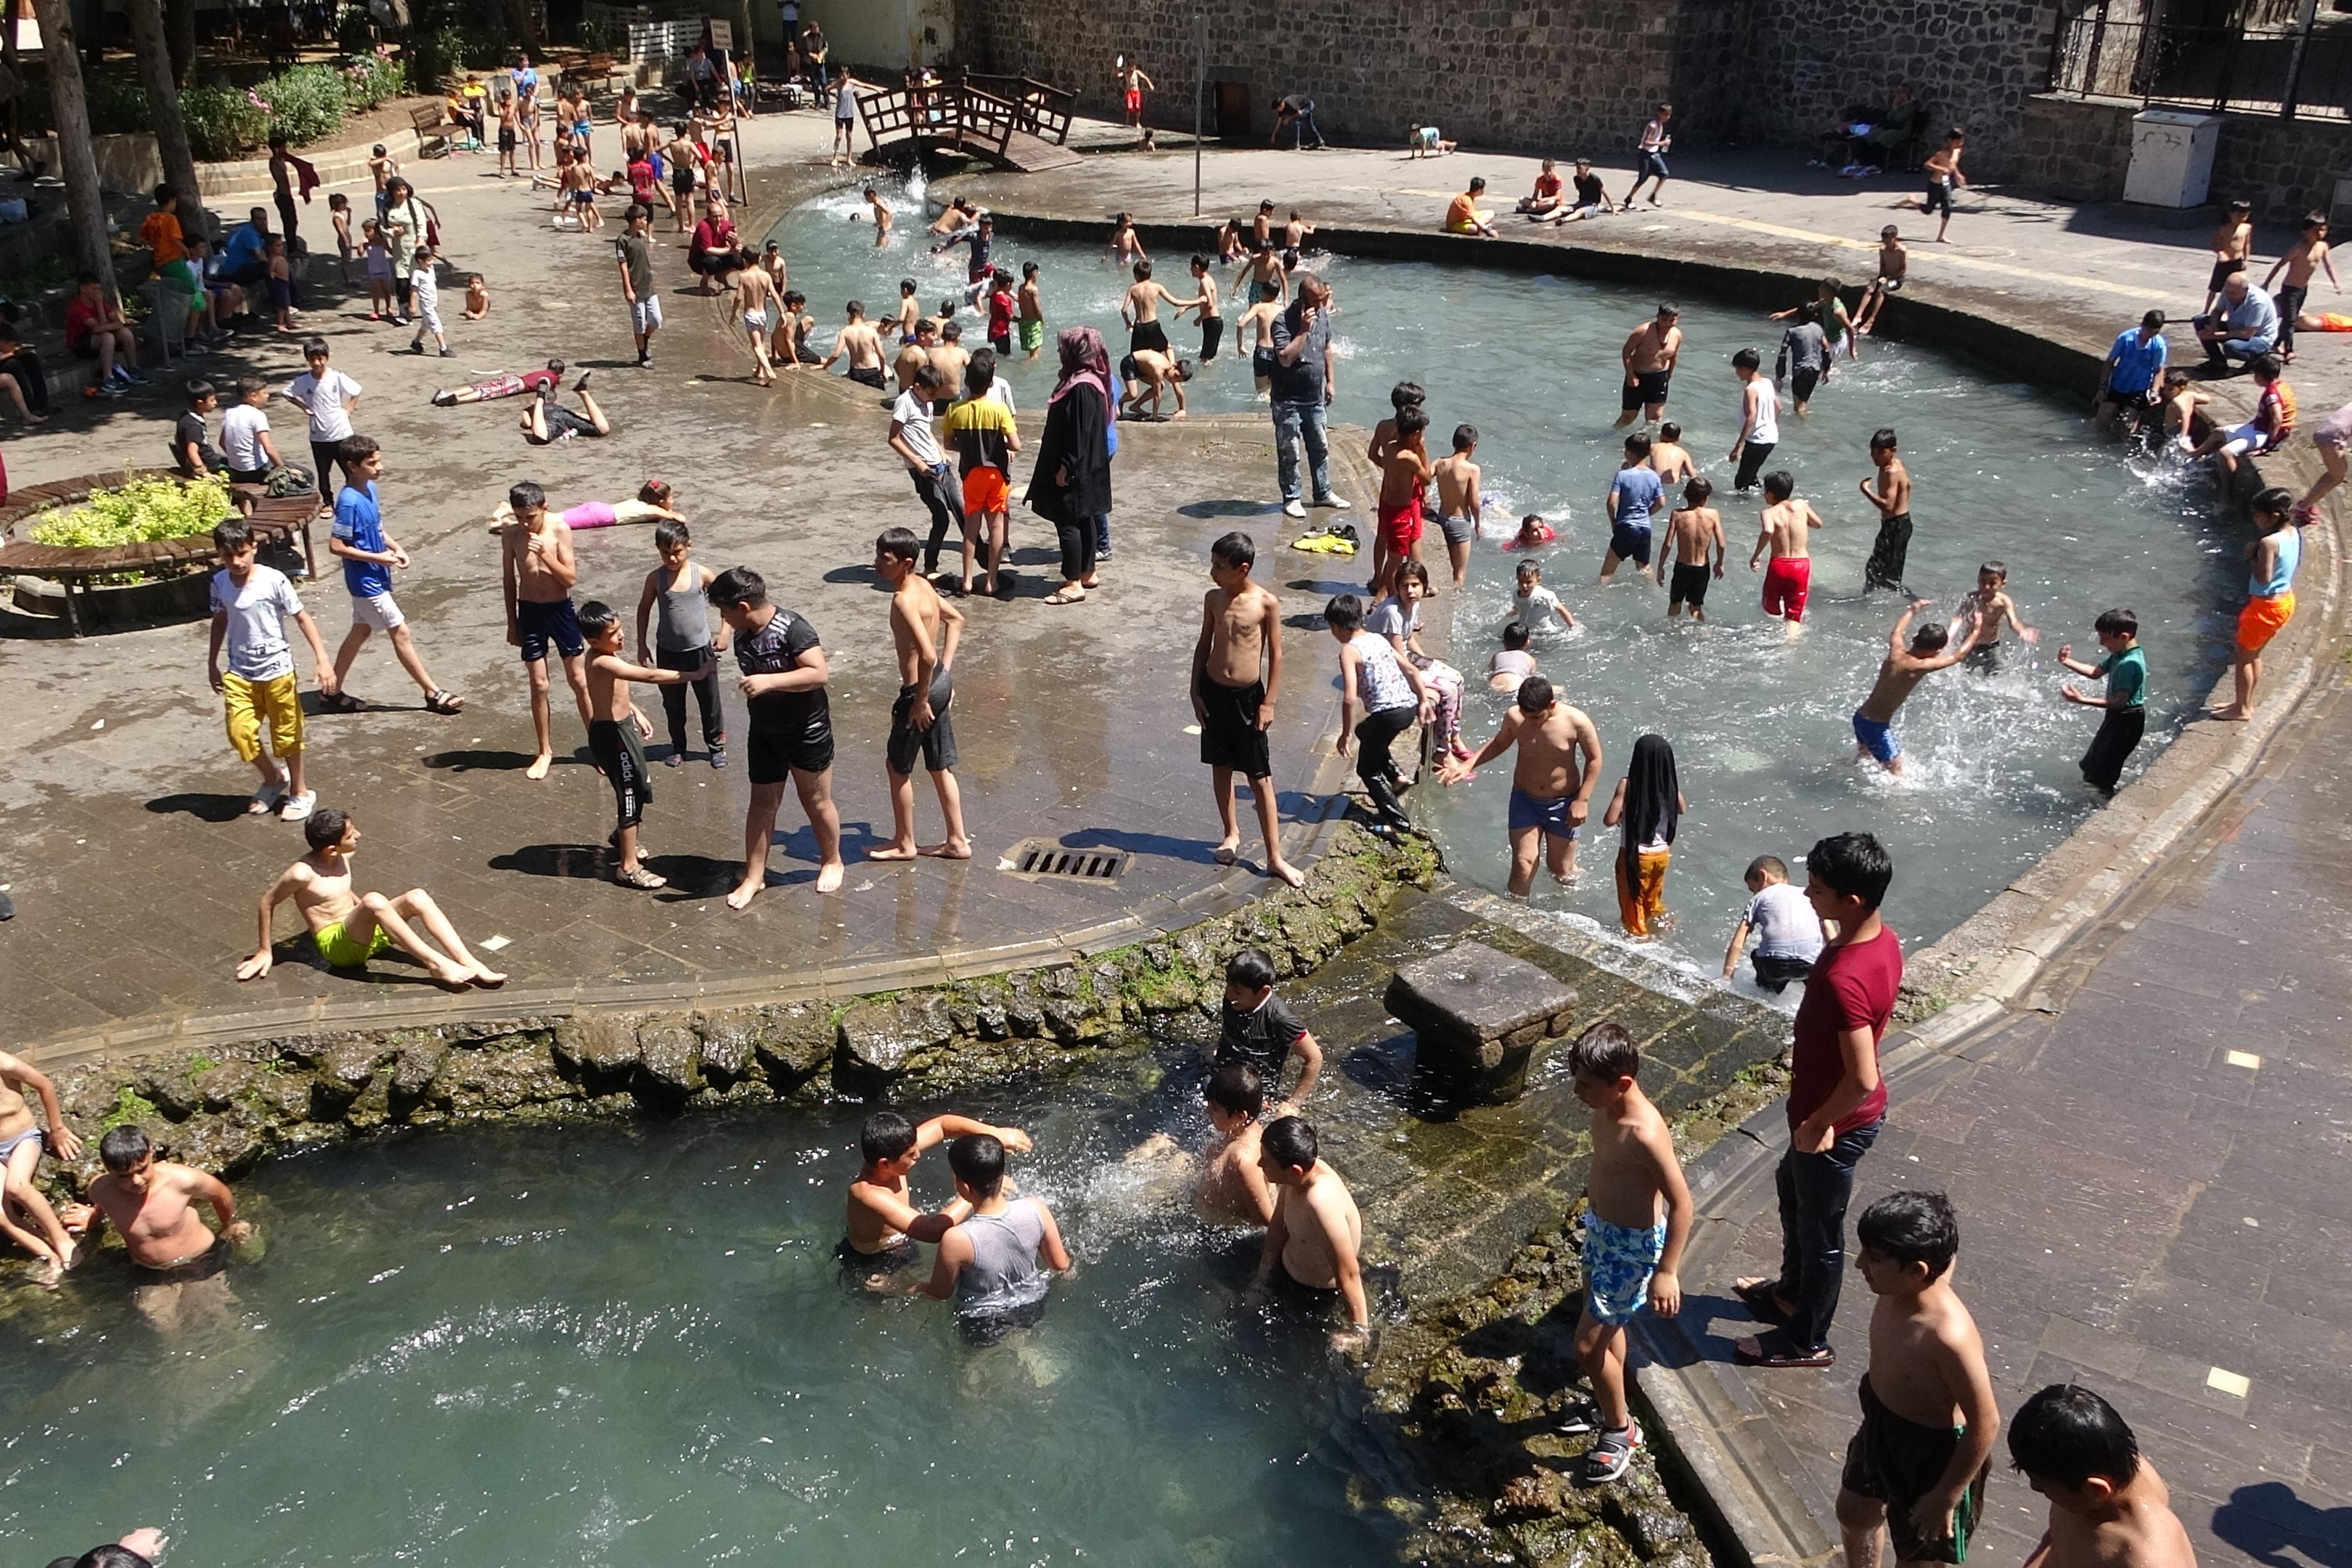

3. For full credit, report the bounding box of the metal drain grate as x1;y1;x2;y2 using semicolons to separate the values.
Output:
1001;839;1132;882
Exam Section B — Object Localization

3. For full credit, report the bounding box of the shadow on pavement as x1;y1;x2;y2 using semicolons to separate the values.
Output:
145;791;258;823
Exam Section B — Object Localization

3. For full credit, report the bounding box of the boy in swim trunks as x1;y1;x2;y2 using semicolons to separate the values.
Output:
1180;253;1223;360
1901;127;1967;243
1121;257;1180;358
1601;431;1665;585
2200;199;2253;317
820;300;889;389
1565;1021;1693;1483
1192;531;1306;888
580;599;714;889
735;247;779;385
2213;486;2301;721
1614;303;1681;428
1852;600;1985;774
1854;227;1906;336
60;1125;253;1331
0;1048;82;1284
1489;621;1540;691
1748;470;1823;640
237;804;507;987
1373;404;1432;596
1665;475;1725;621
1834;1192;2000;1568
1647;421;1694;486
1860;427;1914;594
871;526;971;862
844;1109;1031;1286
1954;560;2037;672
1432;423;1483;589
1441;674;1602;893
2008;1386;2199;1568
1250;1116;1370;1349
499;481;595;780
2261;211;2337;361
1018;261;1046;359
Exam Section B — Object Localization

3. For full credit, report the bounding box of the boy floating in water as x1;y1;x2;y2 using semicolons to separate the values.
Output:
1250;1115;1371;1349
237;807;507;988
1564;1022;1693;1482
1852;601;1984;774
844;1110;1031;1283
916;1133;1071;1344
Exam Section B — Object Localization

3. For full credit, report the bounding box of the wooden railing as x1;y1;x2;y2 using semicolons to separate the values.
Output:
855;80;1061;159
957;70;1077;144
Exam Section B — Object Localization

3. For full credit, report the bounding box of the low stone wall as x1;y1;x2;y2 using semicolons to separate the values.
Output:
2020;91;2352;221
30;825;1436;1201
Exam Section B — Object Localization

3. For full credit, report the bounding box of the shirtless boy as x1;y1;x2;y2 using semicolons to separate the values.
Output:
1195;1064;1278;1226
1860;428;1914;594
1854;227;1906;336
1749;470;1825;640
2262;211;2338;360
1251;1116;1370;1348
1373;404;1434;596
1440;675;1604;893
1231;239;1286;306
1106;211;1147;266
890;278;922;341
844;1108;1030;1283
1119;346;1193;420
1834;1191;2001;1568
1432;423;1484;589
1191;532;1305;887
1666;476;1726;621
1122;258;1180;357
1954;560;2037;672
0;1049;81;1283
1852;601;1984;774
1239;296;1283;396
892;318;934;396
2201;198;2254;317
1566;1023;1694;1483
819;300;889;389
62;1125;252;1327
2009;1386;2198;1568
871;527;971;861
1648;421;1695;486
735;250;779;385
1616;304;1683;428
237;807;507;988
863;185;894;245
1018;261;1047;360
1905;127;1968;245
499;481;594;779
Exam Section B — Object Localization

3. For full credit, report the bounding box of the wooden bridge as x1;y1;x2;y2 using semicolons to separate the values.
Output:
854;71;1082;172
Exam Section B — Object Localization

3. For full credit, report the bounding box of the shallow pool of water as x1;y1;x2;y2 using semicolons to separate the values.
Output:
0;1071;1393;1567
770;187;2234;966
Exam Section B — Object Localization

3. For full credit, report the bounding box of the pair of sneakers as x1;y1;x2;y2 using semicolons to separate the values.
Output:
1280;494;1355;521
251;779;317;822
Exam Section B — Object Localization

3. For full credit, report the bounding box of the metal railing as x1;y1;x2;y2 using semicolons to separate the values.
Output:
2049;12;2352;121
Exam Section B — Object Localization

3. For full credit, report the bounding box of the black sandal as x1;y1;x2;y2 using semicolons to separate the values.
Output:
319;690;362;714
1734;1279;1792;1326
424;689;465;715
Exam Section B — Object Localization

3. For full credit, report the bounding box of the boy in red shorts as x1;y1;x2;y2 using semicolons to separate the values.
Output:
1373;404;1432;597
1748;470;1823;641
941;356;1020;598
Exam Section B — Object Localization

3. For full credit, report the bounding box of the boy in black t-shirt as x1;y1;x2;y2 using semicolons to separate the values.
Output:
1216;948;1323;1108
173;379;226;477
707;565;844;907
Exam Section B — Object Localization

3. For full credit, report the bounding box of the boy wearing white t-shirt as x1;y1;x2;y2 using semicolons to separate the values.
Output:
1721;854;1827;992
283;335;363;511
407;247;451;357
219;376;282;485
207;518;338;821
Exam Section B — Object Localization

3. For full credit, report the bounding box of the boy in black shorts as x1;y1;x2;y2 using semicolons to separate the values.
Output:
1665;475;1725;621
520;375;612;444
708;565;844;906
499;481;592;781
578;600;712;889
1191;531;1305;888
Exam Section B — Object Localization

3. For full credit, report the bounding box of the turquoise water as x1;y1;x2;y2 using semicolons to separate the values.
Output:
774;187;2234;974
0;1071;1393;1566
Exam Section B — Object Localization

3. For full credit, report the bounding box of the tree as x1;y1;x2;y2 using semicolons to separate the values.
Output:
28;0;112;293
164;0;193;83
126;0;207;235
501;0;540;54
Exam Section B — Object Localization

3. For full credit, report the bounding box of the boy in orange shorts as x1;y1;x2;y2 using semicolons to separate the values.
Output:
1373;404;1432;596
2214;486;2301;722
941;355;1020;598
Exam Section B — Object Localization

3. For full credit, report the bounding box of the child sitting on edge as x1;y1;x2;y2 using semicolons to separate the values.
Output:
1564;1021;1693;1482
1721;854;1827;992
1854;225;1906;336
2059;608;2147;795
1217;947;1324;1108
1836;1192;2000;1568
2007;1385;2197;1568
844;1109;1032;1284
915;1133;1071;1344
576;600;714;890
236;806;506;989
1489;621;1540;692
2194;352;2297;481
1513;558;1578;635
1602;734;1684;939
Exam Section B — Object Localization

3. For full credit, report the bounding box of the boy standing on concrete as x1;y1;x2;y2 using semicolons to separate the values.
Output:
282;338;362;512
2212;486;2300;722
1733;831;1901;1370
1834;1192;2000;1568
616;204;661;367
2059;608;2147;794
709;565;845;904
208;519;338;821
499;481;592;780
326;436;462;716
1564;1021;1694;1483
1192;531;1305;887
870;526;971;862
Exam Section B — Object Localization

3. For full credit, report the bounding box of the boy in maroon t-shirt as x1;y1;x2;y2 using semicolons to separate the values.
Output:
1731;830;1902;1369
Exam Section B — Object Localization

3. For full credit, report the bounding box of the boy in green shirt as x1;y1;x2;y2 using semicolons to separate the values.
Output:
2058;607;2146;795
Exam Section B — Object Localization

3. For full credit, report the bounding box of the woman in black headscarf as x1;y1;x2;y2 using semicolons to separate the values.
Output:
1604;732;1685;939
1029;325;1114;603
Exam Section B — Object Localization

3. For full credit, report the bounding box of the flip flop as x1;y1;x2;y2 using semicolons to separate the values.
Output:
614;866;667;890
1732;1332;1835;1370
1042;589;1086;605
1734;1279;1792;1325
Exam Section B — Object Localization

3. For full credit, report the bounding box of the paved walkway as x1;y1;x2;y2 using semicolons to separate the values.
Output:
1657;650;2352;1568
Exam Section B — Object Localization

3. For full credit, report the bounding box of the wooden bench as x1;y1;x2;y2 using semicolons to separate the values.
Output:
0;492;317;636
411;101;452;160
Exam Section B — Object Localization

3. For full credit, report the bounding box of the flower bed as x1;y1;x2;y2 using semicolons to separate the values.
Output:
1;470;234;630
91;48;409;160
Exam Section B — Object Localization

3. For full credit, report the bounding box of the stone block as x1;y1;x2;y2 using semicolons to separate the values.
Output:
634;1022;704;1097
553;1013;642;1077
837;995;952;1078
1384;941;1577;1105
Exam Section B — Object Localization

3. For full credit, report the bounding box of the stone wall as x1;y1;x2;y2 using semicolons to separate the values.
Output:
2020;91;2352;220
950;0;2056;177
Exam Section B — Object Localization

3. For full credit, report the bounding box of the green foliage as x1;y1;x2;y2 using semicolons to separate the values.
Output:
181;84;273;160
83;74;150;137
187;1054;221;1076
579;15;621;56
340;49;407;112
101;1086;160;1131
335;2;379;54
30;475;236;550
257;63;348;146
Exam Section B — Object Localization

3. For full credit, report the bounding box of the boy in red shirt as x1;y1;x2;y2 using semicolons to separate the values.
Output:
1732;830;1901;1369
986;268;1016;356
65;272;143;396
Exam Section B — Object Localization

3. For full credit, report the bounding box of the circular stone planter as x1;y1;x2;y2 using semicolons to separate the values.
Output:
1;469;226;632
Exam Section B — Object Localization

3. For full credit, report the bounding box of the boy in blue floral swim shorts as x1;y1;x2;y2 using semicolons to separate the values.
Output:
1567;1021;1694;1483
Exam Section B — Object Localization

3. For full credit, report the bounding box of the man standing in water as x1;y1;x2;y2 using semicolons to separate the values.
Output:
62;1125;252;1328
1614;304;1682;428
1440;676;1603;894
1251;1116;1370;1348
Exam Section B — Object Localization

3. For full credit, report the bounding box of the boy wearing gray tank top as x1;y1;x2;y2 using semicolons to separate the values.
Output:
634;518;727;767
917;1133;1070;1345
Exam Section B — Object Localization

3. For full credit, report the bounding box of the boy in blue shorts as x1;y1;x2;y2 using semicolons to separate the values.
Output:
1565;1021;1693;1482
1600;431;1665;586
1852;600;1983;775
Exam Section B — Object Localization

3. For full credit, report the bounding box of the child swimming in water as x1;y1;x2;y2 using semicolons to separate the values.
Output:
1953;560;2038;672
1489;621;1540;691
1506;513;1559;550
